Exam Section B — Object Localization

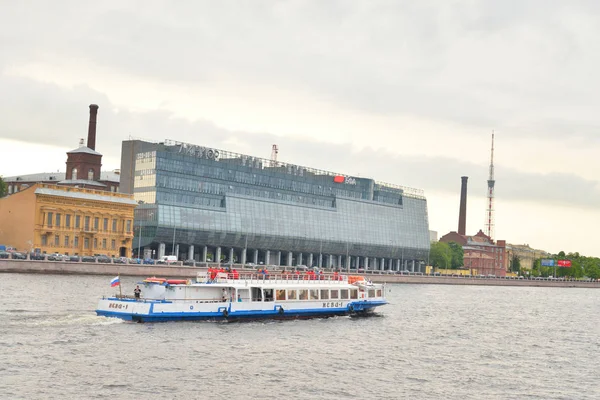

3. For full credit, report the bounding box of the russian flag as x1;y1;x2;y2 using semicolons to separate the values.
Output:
110;276;120;287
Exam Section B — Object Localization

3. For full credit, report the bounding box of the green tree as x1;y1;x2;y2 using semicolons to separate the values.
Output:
447;241;464;268
0;176;6;198
510;255;521;273
430;241;452;269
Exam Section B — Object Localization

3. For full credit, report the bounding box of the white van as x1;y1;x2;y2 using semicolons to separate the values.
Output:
159;255;178;265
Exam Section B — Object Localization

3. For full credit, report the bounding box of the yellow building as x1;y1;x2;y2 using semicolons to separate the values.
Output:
0;183;137;257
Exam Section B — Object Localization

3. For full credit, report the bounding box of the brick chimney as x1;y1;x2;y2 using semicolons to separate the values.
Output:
458;176;468;235
87;104;99;150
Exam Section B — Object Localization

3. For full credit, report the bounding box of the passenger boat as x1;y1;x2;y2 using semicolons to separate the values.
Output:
95;271;387;322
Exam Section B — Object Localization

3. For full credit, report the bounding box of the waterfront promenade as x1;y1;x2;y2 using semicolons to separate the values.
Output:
1;259;598;288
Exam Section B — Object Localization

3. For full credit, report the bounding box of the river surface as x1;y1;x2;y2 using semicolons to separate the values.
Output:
0;273;598;400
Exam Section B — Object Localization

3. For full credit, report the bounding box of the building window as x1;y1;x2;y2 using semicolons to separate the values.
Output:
72;168;78;180
93;238;98;249
126;220;132;233
112;219;117;232
74;236;79;248
64;236;69;247
111;239;116;250
94;217;99;230
47;212;53;227
65;214;71;228
84;238;89;249
84;216;90;230
55;213;61;227
54;235;60;246
8;185;12;194
103;218;108;231
75;215;81;229
41;235;48;246
88;169;94;180
102;239;107;249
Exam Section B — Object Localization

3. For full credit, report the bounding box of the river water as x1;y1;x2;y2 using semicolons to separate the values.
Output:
0;273;598;400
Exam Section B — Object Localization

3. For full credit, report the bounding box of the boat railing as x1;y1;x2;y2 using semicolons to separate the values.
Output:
197;271;350;284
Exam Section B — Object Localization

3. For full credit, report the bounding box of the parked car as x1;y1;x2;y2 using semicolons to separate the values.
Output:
66;255;80;262
128;258;142;264
30;253;46;261
112;257;126;264
183;259;195;266
0;251;10;259
96;255;112;264
11;252;27;260
81;256;96;263
143;258;155;265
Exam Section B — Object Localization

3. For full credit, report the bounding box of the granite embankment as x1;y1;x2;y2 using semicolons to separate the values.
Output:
1;259;598;288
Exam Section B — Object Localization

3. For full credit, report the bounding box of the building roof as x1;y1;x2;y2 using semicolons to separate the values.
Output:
67;146;102;156
35;187;138;205
4;172;66;183
57;179;107;187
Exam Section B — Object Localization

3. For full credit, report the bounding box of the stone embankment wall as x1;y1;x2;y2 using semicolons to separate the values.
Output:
1;259;598;288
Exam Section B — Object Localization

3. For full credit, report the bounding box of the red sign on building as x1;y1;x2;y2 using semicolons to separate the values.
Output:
333;175;345;183
557;260;572;267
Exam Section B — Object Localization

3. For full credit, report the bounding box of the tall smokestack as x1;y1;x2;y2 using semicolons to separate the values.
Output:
458;176;468;235
87;104;99;150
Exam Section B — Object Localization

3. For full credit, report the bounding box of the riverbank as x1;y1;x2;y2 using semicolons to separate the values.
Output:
1;259;598;288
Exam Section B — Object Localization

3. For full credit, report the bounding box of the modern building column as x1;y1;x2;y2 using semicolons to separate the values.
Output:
265;250;270;266
241;248;247;266
202;246;207;262
276;251;281;266
307;253;314;268
411;260;415;272
328;254;333;268
372;258;377;270
388;258;393;270
297;253;303;266
396;259;401;271
158;242;165;259
188;245;194;261
229;248;234;263
287;251;293;266
174;244;179;258
253;249;259;265
216;247;222;264
337;255;342;268
364;257;369;270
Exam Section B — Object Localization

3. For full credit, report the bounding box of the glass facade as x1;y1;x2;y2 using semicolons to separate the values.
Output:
121;139;430;270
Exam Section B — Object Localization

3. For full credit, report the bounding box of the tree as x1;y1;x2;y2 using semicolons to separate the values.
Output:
0;176;6;198
510;255;521;273
429;241;452;269
447;241;464;268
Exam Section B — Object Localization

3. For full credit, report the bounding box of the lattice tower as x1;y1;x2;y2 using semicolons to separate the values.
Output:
485;132;495;240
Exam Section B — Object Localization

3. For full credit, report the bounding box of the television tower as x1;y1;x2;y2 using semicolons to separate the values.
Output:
485;132;495;241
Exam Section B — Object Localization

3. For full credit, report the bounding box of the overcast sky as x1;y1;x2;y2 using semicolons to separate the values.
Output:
1;1;599;256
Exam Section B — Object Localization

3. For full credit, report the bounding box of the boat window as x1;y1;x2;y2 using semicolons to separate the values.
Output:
251;287;262;302
309;289;319;300
276;289;286;301
287;289;297;300
376;289;382;297
340;289;349;300
264;289;274;302
350;289;358;299
330;289;339;299
320;289;329;300
299;290;308;300
368;289;375;298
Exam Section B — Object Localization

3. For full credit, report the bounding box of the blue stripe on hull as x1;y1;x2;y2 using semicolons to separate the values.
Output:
96;301;384;323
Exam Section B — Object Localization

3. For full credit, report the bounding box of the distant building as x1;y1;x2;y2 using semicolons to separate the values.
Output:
0;183;137;256
429;230;438;242
3;104;120;195
506;243;549;271
439;230;507;276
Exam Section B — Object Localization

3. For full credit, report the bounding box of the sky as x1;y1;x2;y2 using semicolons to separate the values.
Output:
1;1;600;257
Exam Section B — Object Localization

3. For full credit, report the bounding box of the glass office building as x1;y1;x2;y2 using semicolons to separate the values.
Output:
120;139;430;271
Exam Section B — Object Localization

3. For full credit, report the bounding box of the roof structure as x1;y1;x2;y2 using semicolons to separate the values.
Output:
66;146;102;156
57;179;107;187
34;187;138;205
4;172;66;183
